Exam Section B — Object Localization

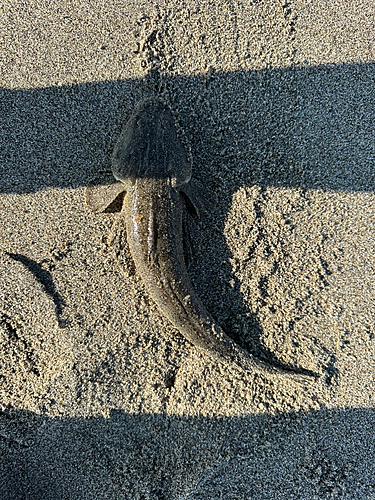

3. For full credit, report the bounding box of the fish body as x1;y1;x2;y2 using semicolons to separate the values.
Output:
86;98;316;383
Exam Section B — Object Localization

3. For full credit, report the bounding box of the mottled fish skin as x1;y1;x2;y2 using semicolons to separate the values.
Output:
86;98;317;384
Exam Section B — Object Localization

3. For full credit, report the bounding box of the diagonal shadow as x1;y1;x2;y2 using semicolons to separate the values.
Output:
5;252;66;327
0;407;374;499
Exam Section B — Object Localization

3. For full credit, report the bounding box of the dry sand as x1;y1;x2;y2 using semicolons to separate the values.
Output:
1;0;375;498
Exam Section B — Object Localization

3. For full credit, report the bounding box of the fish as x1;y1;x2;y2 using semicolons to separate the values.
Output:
86;97;317;383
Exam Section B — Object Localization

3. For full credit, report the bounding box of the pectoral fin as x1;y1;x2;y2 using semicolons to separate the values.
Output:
85;172;127;213
180;179;217;218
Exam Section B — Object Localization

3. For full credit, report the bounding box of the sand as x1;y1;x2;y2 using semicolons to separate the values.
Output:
1;0;375;498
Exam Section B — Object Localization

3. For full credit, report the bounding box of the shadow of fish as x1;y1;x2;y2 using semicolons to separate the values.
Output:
86;98;317;384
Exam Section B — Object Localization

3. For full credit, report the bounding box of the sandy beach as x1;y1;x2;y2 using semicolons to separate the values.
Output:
1;1;375;498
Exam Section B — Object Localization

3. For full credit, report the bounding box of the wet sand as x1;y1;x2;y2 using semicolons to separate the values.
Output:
1;1;375;498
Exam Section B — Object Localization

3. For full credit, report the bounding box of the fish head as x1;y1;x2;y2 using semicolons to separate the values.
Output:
112;98;192;188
